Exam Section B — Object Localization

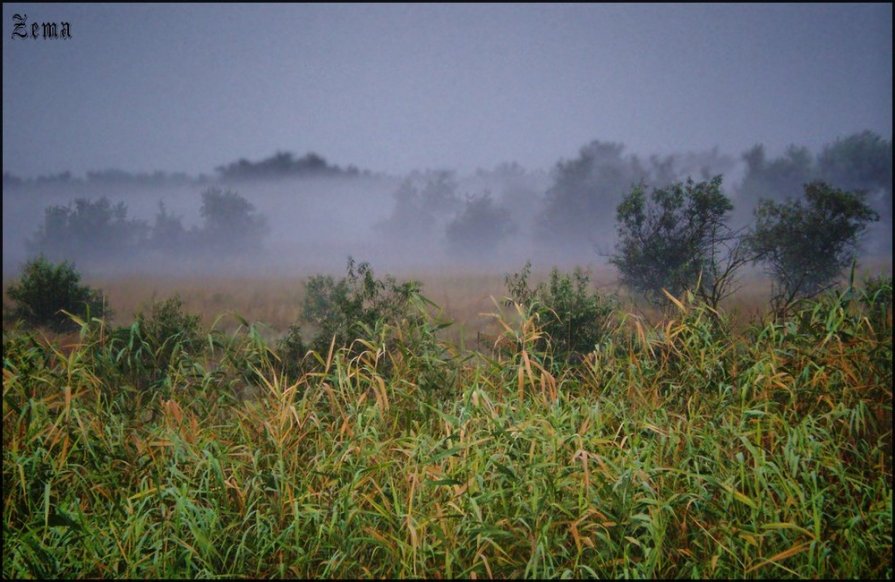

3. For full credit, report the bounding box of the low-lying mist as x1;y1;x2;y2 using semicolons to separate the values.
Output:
3;133;892;280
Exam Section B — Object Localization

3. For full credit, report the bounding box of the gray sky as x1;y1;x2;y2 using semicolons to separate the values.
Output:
3;3;892;178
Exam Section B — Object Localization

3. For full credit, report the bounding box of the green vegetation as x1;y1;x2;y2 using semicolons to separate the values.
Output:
3;263;891;578
6;256;108;332
505;262;616;363
747;182;879;313
612;176;746;308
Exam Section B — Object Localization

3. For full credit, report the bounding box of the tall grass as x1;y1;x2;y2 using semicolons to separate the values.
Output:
3;279;891;578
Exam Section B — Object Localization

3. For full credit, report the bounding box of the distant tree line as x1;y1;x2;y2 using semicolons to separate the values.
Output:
374;130;890;260
3;150;372;190
215;151;369;182
27;188;268;264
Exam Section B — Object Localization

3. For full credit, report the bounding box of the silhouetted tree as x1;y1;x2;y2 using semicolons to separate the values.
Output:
28;197;148;262
197;188;267;253
612;176;747;307
216;151;360;181
445;193;515;258
537;141;649;251
817;131;892;251
149;201;189;252
746;181;879;313
738;144;814;210
377;171;461;243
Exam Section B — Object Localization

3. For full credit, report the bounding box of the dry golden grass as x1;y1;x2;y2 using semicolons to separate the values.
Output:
4;258;890;342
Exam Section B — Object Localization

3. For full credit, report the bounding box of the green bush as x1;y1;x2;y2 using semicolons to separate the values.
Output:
300;258;422;355
7;256;107;332
505;262;616;362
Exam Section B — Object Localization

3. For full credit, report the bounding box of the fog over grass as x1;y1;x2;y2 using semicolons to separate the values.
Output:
2;4;891;278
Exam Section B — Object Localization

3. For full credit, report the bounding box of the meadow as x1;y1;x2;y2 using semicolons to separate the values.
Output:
2;265;892;578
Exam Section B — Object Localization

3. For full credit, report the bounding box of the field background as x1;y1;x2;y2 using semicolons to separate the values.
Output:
5;258;890;343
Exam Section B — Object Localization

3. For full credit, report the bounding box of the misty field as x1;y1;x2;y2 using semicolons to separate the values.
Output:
2;267;892;579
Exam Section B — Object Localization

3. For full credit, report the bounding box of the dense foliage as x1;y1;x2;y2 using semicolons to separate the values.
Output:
747;181;879;312
6;256;108;331
298;258;422;355
3;274;891;578
505;262;616;362
611;176;746;307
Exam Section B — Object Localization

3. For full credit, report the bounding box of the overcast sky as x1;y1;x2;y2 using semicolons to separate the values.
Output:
2;3;892;179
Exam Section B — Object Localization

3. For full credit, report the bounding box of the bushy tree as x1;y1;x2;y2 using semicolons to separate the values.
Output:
7;256;108;331
148;201;189;252
611;176;746;307
817;131;892;199
505;262;616;362
536;141;649;251
198;188;267;252
377;171;461;243
817;131;892;251
536;140;734;254
28;197;148;262
746;181;879;312
445;193;515;258
736;132;891;243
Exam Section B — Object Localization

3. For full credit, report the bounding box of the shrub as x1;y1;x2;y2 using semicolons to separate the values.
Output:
505;262;616;362
300;258;422;355
7;256;107;332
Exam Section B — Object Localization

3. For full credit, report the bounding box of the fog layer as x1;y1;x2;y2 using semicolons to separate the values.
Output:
4;133;891;279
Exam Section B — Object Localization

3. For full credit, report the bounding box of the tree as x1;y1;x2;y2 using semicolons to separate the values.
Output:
445;193;515;258
737;144;814;215
817;131;892;198
817;131;892;252
198;188;267;252
376;170;461;244
746;181;879;313
7;256;108;331
149;200;189;252
28;197;148;262
537;141;649;251
215;151;360;181
611;176;746;308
